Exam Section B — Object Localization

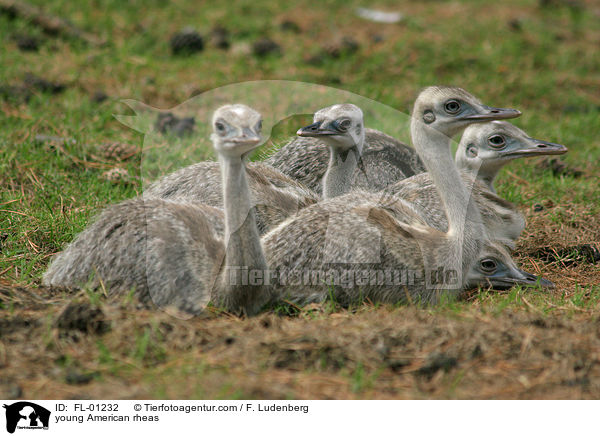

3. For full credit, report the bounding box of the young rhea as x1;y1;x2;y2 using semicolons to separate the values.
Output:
43;104;273;316
143;123;319;236
385;121;568;248
295;103;365;199
261;86;551;307
266;110;425;196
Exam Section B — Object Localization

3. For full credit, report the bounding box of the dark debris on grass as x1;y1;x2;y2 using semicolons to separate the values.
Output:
280;20;301;34
1;278;600;399
416;353;459;380
91;90;109;103
56;301;111;335
252;38;281;57
304;36;360;65
532;244;600;266
154;112;195;137
1;72;66;103
23;72;65;94
207;25;230;50
170;28;204;56
11;33;41;52
538;158;583;178
0;84;32;103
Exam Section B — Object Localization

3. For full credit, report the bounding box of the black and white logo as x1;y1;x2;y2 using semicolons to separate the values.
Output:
3;402;50;434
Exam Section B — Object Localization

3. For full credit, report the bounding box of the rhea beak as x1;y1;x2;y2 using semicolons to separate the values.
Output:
231;137;261;146
231;127;262;146
502;138;568;157
488;268;554;290
297;121;339;137
463;106;522;122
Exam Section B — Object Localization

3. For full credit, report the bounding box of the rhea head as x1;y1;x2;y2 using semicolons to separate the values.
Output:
211;104;263;158
296;103;365;154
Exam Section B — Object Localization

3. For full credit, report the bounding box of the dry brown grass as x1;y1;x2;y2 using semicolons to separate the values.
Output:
1;278;599;400
515;202;600;293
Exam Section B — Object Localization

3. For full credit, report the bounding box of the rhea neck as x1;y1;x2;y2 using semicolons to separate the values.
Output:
478;167;501;193
218;151;267;273
410;115;485;258
456;152;504;194
322;131;364;199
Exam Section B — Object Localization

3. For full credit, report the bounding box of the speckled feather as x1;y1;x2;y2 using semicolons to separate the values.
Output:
144;161;318;234
385;171;525;248
266;128;426;195
43;198;226;314
259;86;525;307
262;190;474;306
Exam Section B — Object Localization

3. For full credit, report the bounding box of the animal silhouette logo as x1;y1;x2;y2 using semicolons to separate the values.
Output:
3;402;50;434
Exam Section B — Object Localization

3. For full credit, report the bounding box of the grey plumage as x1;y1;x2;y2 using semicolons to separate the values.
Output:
267;116;566;203
296;103;366;199
44;104;272;316
262;190;449;306
385;171;526;249
144;159;318;235
262;191;542;306
143;103;375;232
385;121;568;248
266;128;426;196
43;198;225;314
262;86;533;306
42;95;553;318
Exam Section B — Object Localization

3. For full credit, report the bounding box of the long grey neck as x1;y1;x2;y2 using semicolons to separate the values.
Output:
411;118;485;284
220;155;267;272
479;173;497;193
323;146;360;199
455;154;501;193
219;154;269;315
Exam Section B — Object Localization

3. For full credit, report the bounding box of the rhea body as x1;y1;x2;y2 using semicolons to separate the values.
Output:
43;104;272;316
262;87;542;306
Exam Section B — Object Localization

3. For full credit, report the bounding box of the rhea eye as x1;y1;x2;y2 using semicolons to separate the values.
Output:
337;119;351;131
480;259;498;273
215;122;226;132
488;135;506;148
444;99;461;114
